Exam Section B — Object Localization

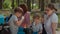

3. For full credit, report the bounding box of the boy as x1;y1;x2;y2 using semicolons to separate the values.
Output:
31;14;42;34
8;7;24;34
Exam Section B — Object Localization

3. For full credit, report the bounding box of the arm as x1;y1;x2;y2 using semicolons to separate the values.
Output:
15;20;22;26
52;23;57;34
51;15;58;34
38;24;43;34
16;16;24;26
14;16;24;26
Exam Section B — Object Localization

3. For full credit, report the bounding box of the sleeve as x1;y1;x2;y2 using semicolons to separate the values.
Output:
13;16;18;25
14;17;18;22
51;15;58;23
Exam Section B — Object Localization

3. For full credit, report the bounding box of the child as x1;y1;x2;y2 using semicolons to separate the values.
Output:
8;7;23;34
31;14;42;34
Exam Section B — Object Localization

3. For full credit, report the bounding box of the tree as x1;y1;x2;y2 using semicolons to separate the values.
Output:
32;0;34;9
51;0;56;3
40;0;44;11
39;0;40;9
3;0;12;9
16;0;19;6
27;0;31;11
0;0;2;9
24;0;27;3
12;0;14;9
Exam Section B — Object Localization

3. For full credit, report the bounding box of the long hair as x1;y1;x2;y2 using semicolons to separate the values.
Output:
19;4;28;15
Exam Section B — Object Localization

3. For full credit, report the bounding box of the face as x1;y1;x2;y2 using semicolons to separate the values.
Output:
16;12;22;17
34;17;40;23
45;7;53;16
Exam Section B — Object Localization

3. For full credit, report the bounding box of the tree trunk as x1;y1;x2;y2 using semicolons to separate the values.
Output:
39;0;40;9
40;0;44;11
51;0;56;3
16;0;19;6
24;0;26;3
0;0;2;9
27;0;31;11
12;0;14;9
32;0;34;9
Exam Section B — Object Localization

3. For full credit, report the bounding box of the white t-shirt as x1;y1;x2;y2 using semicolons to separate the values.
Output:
8;15;18;34
31;22;42;32
44;13;58;34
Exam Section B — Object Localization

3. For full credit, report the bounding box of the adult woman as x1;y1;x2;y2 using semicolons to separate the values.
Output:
44;4;58;34
18;4;30;28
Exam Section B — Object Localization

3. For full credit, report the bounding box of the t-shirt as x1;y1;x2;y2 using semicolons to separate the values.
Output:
44;13;58;34
31;22;42;32
8;15;18;34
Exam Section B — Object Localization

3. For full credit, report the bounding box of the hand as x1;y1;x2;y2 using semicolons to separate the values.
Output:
20;16;24;23
21;16;24;20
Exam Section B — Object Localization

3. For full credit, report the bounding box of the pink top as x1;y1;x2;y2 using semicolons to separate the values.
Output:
20;12;30;28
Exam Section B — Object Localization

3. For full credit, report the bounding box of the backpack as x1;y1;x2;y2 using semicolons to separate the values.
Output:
23;28;33;34
5;14;12;23
23;22;33;34
3;14;12;34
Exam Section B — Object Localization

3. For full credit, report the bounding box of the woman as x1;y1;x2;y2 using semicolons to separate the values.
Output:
44;4;58;34
18;4;30;28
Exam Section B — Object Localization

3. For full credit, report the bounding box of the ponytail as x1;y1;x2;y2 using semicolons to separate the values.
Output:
47;3;57;11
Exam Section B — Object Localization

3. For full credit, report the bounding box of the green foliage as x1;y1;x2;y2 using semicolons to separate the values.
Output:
2;0;21;9
14;0;17;8
19;0;24;4
3;0;12;9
